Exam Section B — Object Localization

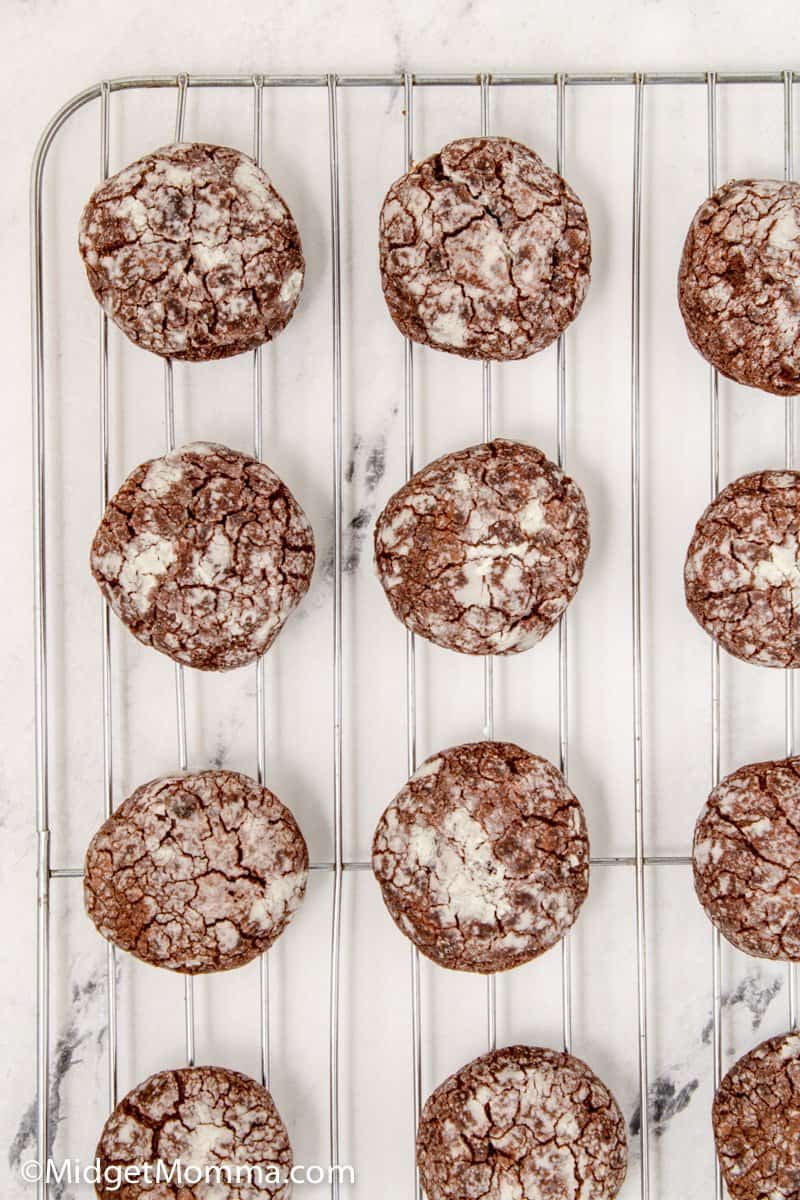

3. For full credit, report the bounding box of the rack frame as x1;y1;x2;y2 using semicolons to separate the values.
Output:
30;68;800;1200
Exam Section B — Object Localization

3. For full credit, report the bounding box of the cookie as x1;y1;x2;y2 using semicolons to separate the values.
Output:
85;770;308;974
693;756;800;960
678;179;800;395
684;469;800;667
713;1032;800;1199
374;439;589;656
95;1065;291;1199
379;136;591;361
79;142;304;361
372;741;589;973
91;441;315;671
417;1045;628;1200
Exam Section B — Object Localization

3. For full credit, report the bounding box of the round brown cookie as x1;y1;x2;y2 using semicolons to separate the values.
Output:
374;439;589;656
417;1045;628;1200
372;741;589;973
95;1065;291;1200
79;142;304;361
713;1032;800;1199
693;757;800;960
678;179;800;395
91;441;315;671
85;770;308;974
379;136;591;361
684;469;800;667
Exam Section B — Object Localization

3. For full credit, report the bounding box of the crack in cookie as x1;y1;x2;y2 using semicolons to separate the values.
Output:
679;179;800;395
85;770;308;974
372;741;589;973
379;136;591;361
684;469;800;667
91;441;315;671
79;142;304;361
417;1046;627;1200
374;439;589;656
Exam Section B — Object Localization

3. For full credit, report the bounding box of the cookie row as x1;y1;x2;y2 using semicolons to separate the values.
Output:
90;437;590;670
93;1046;628;1200
81;138;800;395
79;137;590;365
83;745;589;977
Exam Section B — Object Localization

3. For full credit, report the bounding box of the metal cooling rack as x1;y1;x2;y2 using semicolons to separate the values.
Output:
30;68;800;1200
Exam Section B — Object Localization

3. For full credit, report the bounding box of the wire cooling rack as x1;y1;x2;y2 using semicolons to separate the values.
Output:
30;69;800;1200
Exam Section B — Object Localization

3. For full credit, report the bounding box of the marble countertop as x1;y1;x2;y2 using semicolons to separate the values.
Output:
5;2;800;1197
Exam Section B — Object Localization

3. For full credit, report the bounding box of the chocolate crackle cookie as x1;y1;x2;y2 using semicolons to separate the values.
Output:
713;1032;800;1200
91;441;315;671
379;136;591;361
95;1065;291;1200
79;142;304;361
417;1045;628;1200
372;741;589;973
679;179;800;394
85;770;308;973
684;469;800;667
693;756;800;960
374;439;589;656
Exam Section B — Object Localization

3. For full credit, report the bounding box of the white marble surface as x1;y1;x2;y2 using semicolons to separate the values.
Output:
5;2;800;1197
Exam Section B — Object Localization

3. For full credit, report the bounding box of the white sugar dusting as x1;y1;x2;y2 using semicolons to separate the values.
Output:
279;269;303;304
753;543;800;590
519;496;545;534
194;529;232;586
768;206;800;252
412;757;443;781
780;1034;800;1059
232;159;284;222
184;1120;230;1161
117;533;177;614
142;456;185;498
429;808;514;926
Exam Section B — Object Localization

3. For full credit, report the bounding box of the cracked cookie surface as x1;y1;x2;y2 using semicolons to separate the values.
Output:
417;1045;627;1200
91;441;315;671
684;469;800;667
379;136;591;361
693;756;800;961
713;1032;800;1200
372;741;589;973
678;179;800;395
95;1065;291;1199
79;142;304;361
374;439;590;656
85;770;308;974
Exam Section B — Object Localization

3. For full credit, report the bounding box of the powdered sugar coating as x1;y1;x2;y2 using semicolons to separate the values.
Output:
79;142;304;361
417;1045;627;1200
684;469;800;667
372;741;589;973
95;1065;291;1200
713;1032;800;1199
693;756;800;961
374;439;590;656
85;770;308;974
379;136;591;361
91;441;315;671
679;179;800;395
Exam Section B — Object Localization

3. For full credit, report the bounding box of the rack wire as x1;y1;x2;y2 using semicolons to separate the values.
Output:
30;68;800;1200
